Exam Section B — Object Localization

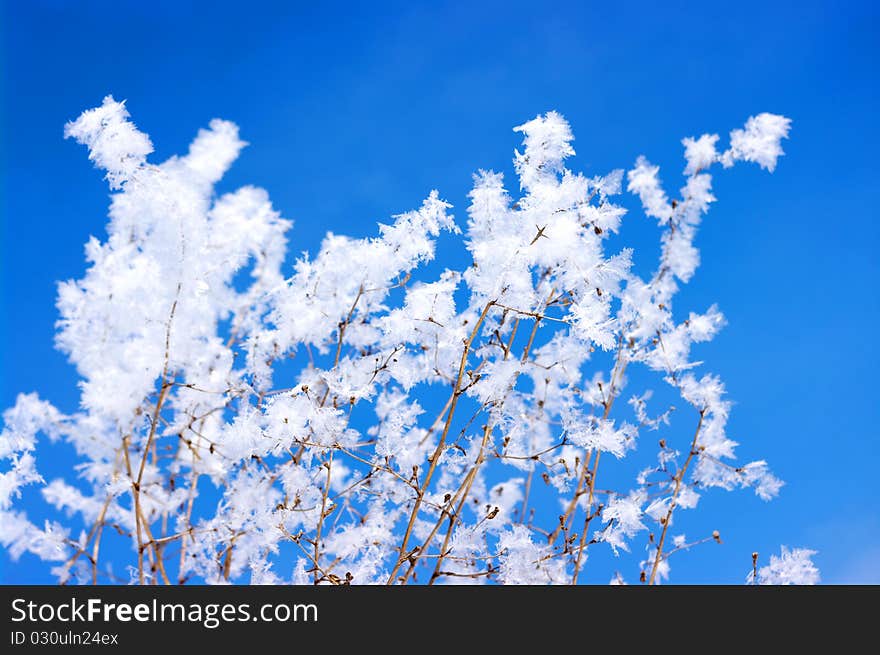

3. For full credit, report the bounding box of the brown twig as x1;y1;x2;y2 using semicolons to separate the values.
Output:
648;409;705;585
386;300;495;584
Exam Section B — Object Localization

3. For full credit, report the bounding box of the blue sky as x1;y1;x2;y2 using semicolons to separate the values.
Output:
1;0;877;583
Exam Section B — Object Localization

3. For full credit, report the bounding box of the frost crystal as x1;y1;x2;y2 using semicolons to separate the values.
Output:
0;100;812;585
755;547;820;585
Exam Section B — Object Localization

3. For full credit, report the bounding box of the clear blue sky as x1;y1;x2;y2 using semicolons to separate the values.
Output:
1;0;877;583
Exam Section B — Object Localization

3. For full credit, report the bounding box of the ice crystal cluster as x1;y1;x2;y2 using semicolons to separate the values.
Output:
0;97;818;585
